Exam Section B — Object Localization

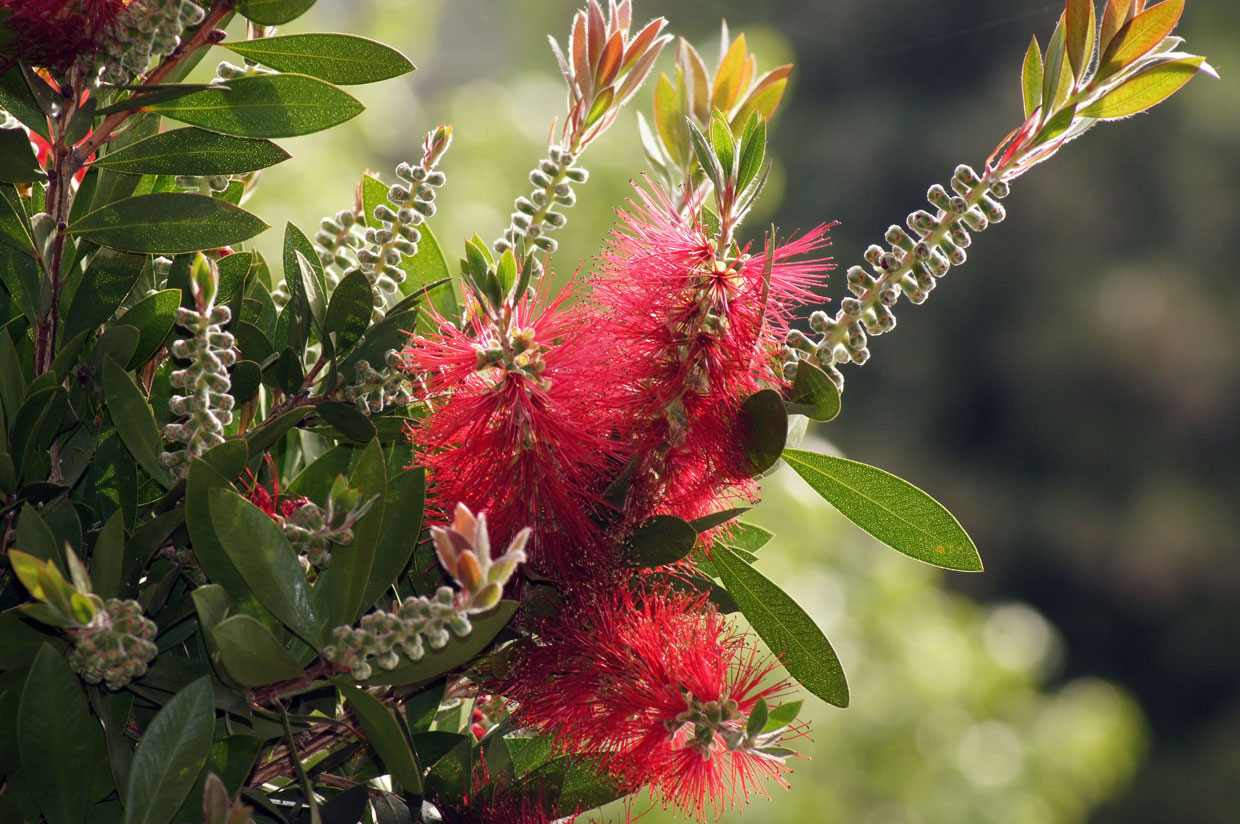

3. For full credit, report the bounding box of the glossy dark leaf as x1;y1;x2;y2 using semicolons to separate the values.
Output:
791;360;841;422
622;514;698;567
224;34;414;85
69;193;268;254
103;358;175;489
361;466;426;611
0;126;42;183
337;681;423;793
18;645;95;824
688;507;750;533
88;128;290;176
783;449;983;572
119;289;180;369
207;486;321;646
212;615;305;687
238;0;317;25
63;249;145;342
740;388;788;475
711;544;849;707
322;440;385;626
324;268;372;353
123;677;214;824
146;74;364;138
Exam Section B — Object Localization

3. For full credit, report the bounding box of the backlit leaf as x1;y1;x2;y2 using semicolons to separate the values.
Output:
88;128;290;176
224;34;413;85
1098;0;1185;78
1021;36;1044;118
238;0;316;25
146;74;364;139
69;193;268;254
783;449;983;572
711;544;849;707
1081;56;1206;119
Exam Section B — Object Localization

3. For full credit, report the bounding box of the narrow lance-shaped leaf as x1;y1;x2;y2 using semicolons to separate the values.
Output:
88;128;291;175
18;645;96;824
1097;0;1185;78
146;74;364;139
69;193;268;254
783;449;983;572
223;34;414;85
711;544;849;707
1065;0;1096;81
124;677;215;824
337;681;423;793
1081;56;1207;120
1021;36;1044;119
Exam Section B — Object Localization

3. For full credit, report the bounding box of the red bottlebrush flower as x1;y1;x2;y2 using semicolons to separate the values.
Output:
404;283;627;582
588;182;833;527
502;584;804;821
245;456;308;521
0;0;128;73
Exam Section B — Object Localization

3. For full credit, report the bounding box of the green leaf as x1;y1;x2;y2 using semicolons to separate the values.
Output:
88;128;290;176
0;243;38;323
622;514;698;567
1080;56;1206;120
711;544;849;707
1098;0;1185;78
62;250;144;342
18;645;95;824
735;113;766;193
323;440;385;626
91;511;126;601
69;193;268;254
207;486;322;646
363;600;517;686
0;66;49;139
212;615;305;687
783;449;983;572
283;221;326;343
223;34;414;85
1033;102;1077;144
1065;0;1095;80
1041;16;1068;117
103;358;175;490
123;677;214;824
791;360;841;422
0;127;42;183
727;521;774;553
361;466;426;610
145;74;364;138
1021;36;1044;119
337;681;423;793
688;507;750;533
763;699;802;733
119;289;180;369
740;388;787;475
237;0;316;25
324;269;372;353
317;401;377;443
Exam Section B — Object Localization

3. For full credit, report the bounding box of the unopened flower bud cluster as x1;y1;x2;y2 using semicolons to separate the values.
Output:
353;126;452;322
282;488;374;572
96;0;206;86
159;256;236;476
67;598;158;690
324;586;473;680
341;350;414;413
784;164;1009;390
496;145;588;270
313;206;363;288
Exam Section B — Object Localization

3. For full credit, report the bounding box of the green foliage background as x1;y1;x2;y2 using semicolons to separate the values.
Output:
218;0;1238;820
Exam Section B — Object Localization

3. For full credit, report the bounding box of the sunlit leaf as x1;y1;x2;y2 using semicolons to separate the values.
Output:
224;34;413;85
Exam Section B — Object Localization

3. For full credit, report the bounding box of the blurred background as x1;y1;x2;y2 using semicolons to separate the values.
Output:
216;1;1239;820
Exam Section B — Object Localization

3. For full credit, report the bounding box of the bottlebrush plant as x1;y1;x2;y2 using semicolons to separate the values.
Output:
0;1;1212;823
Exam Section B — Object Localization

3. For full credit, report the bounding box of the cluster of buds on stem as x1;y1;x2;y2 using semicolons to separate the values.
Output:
353;125;452;322
97;0;206;85
784;164;1007;391
9;550;158;690
282;476;377;571
160;253;236;476
67;598;159;689
324;503;527;680
341;350;414;413
496;0;670;270
314;205;363;288
674;695;797;766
